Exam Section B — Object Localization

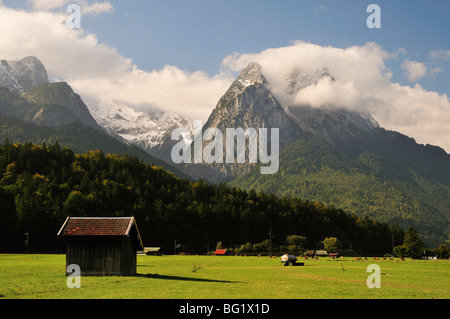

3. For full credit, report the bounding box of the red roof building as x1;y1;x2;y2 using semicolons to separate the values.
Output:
58;216;144;276
214;249;229;255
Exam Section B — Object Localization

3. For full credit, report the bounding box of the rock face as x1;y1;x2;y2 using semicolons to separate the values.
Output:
183;62;304;182
80;62;382;183
0;56;101;130
0;56;49;94
86;99;194;163
204;62;303;148
22;82;101;130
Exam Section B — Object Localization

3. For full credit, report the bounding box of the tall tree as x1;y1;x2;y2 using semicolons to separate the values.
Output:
403;227;426;258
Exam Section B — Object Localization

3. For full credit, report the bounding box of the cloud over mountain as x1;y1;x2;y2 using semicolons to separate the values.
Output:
0;4;448;152
221;41;450;152
0;4;233;122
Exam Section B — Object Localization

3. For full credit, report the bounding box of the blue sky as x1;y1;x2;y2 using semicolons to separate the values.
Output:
0;0;449;151
82;1;449;93
3;0;449;94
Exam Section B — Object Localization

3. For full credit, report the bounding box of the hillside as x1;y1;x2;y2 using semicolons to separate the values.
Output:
0;114;189;180
22;82;101;130
229;129;450;247
0;142;403;255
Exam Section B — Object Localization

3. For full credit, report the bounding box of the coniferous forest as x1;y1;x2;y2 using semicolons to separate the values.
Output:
0;140;408;255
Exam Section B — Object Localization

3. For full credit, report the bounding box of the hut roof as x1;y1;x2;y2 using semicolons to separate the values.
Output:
57;216;144;250
214;249;228;255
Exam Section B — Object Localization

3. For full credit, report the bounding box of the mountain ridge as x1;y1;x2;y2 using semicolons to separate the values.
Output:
1;57;448;247
0;56;49;94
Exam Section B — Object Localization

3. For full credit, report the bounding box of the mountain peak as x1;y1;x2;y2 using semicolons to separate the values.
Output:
86;99;194;155
285;67;334;96
236;62;267;87
0;56;49;94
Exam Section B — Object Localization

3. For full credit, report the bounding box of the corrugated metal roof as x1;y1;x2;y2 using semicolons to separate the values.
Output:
58;217;134;236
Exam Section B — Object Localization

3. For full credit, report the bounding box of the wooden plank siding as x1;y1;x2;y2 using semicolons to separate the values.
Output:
65;237;138;276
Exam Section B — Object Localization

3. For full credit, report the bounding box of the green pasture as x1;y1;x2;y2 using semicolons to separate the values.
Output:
0;254;448;299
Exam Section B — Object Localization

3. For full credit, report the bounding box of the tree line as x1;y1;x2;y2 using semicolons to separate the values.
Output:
0;140;421;256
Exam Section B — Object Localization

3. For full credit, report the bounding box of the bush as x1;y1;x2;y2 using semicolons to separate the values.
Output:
393;245;407;258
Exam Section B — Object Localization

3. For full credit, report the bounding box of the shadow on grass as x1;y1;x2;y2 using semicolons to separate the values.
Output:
135;273;242;284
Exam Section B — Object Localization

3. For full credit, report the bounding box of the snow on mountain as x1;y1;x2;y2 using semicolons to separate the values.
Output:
87;100;194;152
0;56;49;94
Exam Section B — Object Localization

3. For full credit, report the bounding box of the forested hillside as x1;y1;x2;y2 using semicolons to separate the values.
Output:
0;141;405;255
230;131;450;247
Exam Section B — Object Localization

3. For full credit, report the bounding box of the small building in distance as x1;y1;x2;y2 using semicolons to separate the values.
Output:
139;247;162;256
328;252;339;259
57;216;144;276
315;250;328;257
213;249;229;256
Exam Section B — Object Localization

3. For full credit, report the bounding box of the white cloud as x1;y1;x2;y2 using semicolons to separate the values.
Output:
0;5;232;123
222;41;450;152
27;0;114;16
82;2;114;16
401;60;427;82
27;0;69;11
429;49;450;61
222;41;392;111
0;5;448;153
69;66;232;122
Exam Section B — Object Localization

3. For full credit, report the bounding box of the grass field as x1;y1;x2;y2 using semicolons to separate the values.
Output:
0;254;448;299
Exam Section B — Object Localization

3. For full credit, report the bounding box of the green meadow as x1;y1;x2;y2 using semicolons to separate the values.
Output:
0;254;448;299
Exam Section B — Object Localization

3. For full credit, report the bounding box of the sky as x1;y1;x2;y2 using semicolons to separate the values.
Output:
0;0;449;152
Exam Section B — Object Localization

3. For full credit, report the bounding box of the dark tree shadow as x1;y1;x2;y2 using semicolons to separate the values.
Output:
134;273;243;284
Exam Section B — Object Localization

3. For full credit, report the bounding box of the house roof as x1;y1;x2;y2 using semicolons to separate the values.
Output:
57;216;144;250
214;249;228;255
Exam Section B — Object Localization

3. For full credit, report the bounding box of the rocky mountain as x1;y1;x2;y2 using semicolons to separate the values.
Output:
0;56;100;130
0;56;49;94
2;56;448;246
182;62;305;182
203;62;303;147
218;63;449;247
22;82;101;130
281;67;381;148
159;61;447;246
0;56;189;179
181;62;382;182
86;99;194;164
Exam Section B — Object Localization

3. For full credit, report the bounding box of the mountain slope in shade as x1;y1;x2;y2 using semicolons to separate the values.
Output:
229;127;450;247
0;56;49;94
207;62;450;247
0;113;191;180
0;80;190;180
22;82;101;130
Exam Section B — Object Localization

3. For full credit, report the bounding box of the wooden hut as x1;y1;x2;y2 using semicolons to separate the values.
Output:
57;216;144;276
